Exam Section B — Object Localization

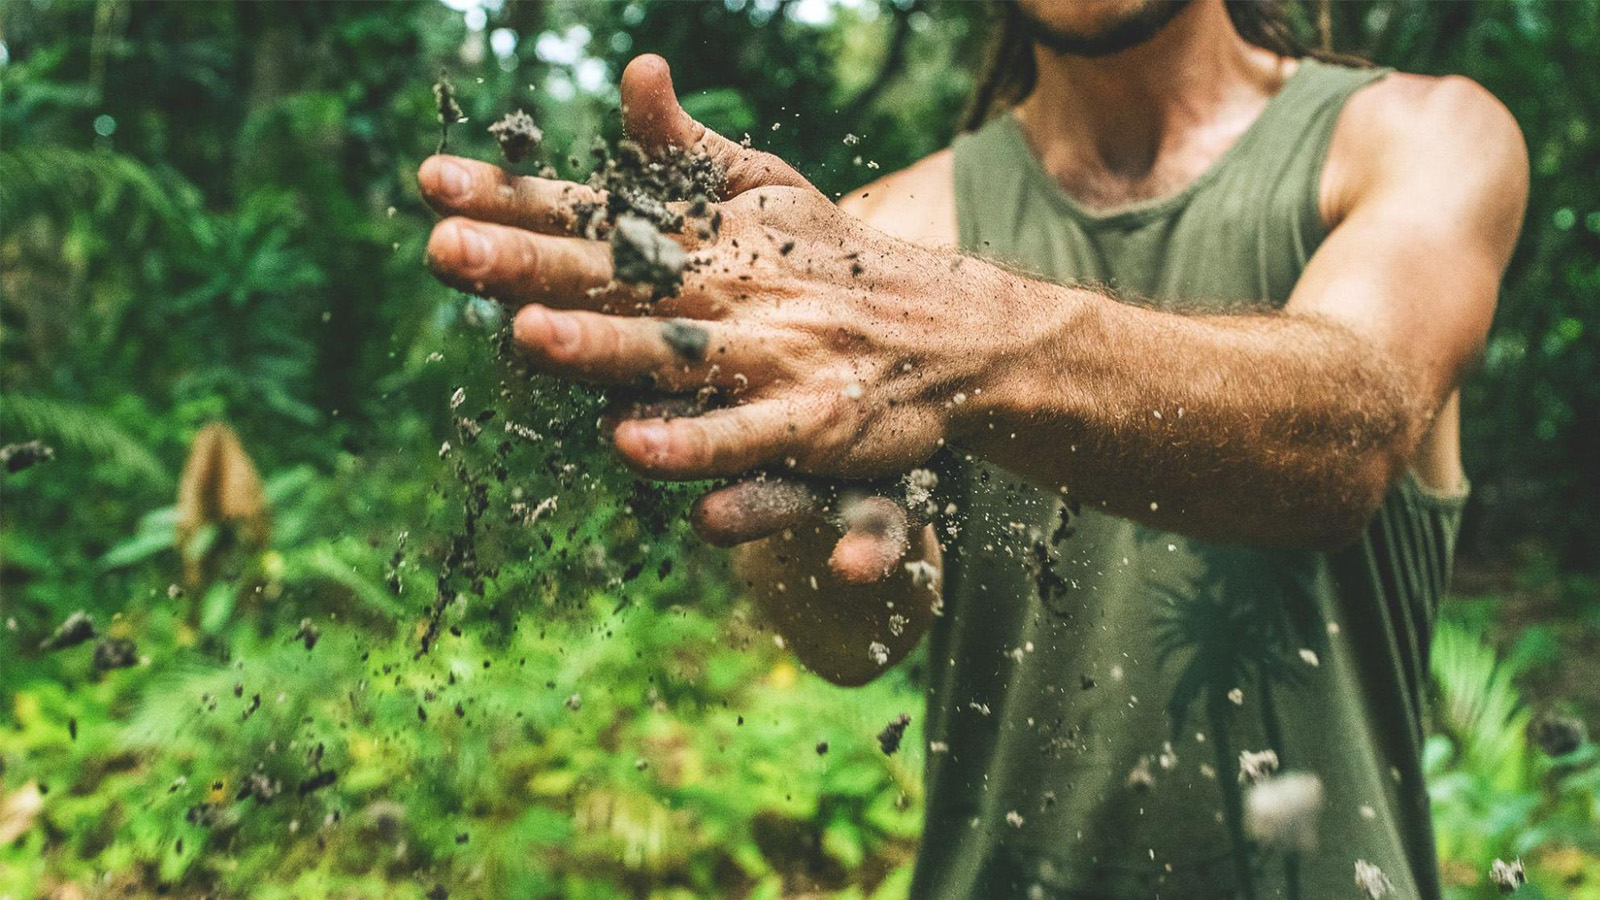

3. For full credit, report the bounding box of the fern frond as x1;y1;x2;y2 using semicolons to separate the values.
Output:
1431;619;1532;790
0;147;208;245
0;394;170;486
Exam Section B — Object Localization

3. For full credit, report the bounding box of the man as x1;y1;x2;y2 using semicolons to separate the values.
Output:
419;1;1526;896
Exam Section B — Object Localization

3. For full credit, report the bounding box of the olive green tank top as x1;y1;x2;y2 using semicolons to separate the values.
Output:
918;59;1467;900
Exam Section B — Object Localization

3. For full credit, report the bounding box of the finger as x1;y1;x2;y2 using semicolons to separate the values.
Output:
611;399;807;480
512;306;769;390
829;495;910;584
419;155;604;236
620;54;817;199
690;477;825;547
428;217;636;310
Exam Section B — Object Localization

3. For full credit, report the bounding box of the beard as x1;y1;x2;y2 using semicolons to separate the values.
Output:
1012;0;1195;58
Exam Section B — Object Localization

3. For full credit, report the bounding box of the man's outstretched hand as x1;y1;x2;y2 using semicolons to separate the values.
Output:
419;55;1017;580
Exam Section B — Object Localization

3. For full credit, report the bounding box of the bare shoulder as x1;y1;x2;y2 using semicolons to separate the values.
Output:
1325;71;1528;234
837;148;957;249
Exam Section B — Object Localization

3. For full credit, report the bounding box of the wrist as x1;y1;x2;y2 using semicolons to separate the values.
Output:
946;272;1097;448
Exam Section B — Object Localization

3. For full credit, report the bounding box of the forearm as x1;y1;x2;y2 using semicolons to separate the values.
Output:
733;523;939;686
961;281;1433;548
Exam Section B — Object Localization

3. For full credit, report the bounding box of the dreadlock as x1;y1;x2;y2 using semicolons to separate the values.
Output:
962;0;1365;131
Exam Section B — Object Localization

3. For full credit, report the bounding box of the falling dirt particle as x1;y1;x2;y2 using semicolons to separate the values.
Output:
1;440;54;473
433;72;465;154
1245;772;1324;853
238;773;279;804
91;637;138;672
1238;748;1280;784
488;109;542;164
1354;860;1393;899
904;560;937;589
565;694;582;711
815;741;829;755
1489;858;1526;893
903;468;939;516
867;641;890;666
660;319;709;361
295;618;321;650
68;717;77;741
39;611;96;651
298;770;338;796
427;887;449;900
455;832;469;844
610;214;686;298
1126;757;1155;792
1533;713;1586;756
877;714;912;755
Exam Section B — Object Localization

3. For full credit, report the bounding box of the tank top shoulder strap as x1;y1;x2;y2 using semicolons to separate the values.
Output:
1246;58;1393;248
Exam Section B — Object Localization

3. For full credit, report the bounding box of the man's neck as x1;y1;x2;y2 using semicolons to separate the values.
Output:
1014;0;1293;200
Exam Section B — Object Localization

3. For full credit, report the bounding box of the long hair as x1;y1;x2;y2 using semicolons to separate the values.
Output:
962;0;1365;131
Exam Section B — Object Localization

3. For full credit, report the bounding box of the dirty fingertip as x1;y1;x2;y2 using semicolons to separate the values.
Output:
829;531;905;584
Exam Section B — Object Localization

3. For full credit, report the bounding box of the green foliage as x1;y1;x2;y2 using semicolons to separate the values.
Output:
1427;615;1600;899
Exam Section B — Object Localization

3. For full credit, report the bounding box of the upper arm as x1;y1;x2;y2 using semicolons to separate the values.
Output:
1288;74;1528;406
837;149;958;248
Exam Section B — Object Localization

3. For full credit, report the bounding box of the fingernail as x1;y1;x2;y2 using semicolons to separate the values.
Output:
437;159;471;201
548;313;580;351
456;223;490;270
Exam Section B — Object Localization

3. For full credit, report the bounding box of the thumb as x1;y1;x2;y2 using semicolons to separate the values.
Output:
828;494;910;585
621;54;815;199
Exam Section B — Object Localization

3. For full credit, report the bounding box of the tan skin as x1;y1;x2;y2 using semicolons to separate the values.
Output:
419;0;1527;686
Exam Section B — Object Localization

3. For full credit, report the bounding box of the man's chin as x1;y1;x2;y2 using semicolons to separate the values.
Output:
1012;0;1194;58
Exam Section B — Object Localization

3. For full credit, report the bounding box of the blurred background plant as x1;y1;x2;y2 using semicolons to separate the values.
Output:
1;1;1596;899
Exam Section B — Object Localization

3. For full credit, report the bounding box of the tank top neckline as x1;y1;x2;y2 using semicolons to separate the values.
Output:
996;57;1338;229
